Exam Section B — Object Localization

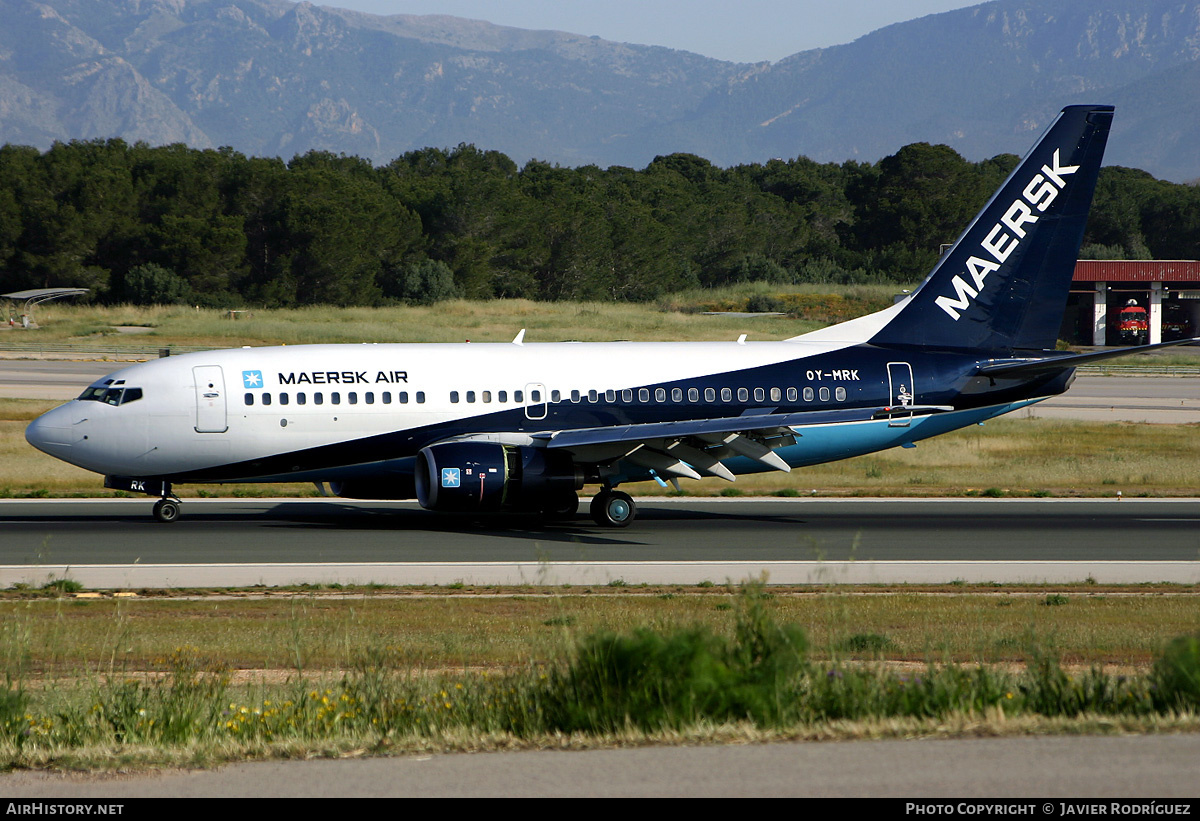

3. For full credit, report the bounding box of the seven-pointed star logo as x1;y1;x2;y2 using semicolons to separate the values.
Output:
441;468;460;488
242;370;263;389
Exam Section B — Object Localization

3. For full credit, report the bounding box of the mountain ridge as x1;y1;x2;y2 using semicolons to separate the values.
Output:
1;0;1197;180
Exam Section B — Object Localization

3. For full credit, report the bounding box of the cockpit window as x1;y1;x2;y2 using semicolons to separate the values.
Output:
78;386;143;406
77;386;107;402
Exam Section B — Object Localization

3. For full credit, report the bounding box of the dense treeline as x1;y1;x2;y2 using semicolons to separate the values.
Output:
0;139;1196;307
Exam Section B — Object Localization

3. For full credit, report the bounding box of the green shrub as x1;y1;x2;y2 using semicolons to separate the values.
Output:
393;259;458;305
116;263;193;305
533;585;808;732
41;578;82;594
840;633;893;653
1150;634;1200;712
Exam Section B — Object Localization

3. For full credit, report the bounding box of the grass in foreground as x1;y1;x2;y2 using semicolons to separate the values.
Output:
0;585;1198;770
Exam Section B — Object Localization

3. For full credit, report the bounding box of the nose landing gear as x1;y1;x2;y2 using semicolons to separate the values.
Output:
152;497;181;523
104;476;181;523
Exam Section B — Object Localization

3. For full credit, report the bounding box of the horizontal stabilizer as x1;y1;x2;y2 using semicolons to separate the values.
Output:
977;338;1199;377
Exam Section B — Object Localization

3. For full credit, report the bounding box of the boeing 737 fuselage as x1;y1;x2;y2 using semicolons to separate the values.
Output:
24;105;1196;527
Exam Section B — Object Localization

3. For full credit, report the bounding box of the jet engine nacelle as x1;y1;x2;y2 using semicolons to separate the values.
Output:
414;441;582;512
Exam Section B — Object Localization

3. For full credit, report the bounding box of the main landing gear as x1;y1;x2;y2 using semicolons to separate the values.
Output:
590;489;636;528
542;490;581;521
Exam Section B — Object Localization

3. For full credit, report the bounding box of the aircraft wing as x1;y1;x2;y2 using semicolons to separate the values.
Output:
527;404;953;481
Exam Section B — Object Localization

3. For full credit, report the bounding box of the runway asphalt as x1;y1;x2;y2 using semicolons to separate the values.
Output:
1;497;1197;586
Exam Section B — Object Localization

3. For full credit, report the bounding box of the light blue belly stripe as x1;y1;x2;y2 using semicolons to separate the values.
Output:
729;399;1044;475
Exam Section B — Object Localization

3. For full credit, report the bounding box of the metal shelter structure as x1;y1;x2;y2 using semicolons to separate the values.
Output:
1;288;89;329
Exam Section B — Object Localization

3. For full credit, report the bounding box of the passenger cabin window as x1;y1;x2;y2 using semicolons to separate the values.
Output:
787;387;798;402
296;392;306;405
315;392;324;405
803;387;814;402
753;388;765;402
639;389;649;402
622;389;633;403
835;387;847;401
245;393;254;406
366;392;375;404
279;392;289;406
688;388;699;402
262;393;272;406
416;392;426;403
737;388;749;402
704;388;716;402
671;388;683;403
655;388;666;403
721;388;732;402
819;387;830;401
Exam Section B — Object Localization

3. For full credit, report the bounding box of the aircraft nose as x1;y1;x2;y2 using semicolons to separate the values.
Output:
25;405;75;455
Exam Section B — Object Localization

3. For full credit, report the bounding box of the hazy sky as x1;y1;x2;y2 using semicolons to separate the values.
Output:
325;1;982;63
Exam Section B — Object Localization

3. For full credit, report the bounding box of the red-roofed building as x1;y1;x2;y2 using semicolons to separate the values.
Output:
1064;261;1200;346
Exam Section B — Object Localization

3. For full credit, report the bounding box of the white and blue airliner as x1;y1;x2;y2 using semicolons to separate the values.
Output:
24;105;1195;526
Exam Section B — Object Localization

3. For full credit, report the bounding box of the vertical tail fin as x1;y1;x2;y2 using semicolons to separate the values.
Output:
868;104;1113;353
